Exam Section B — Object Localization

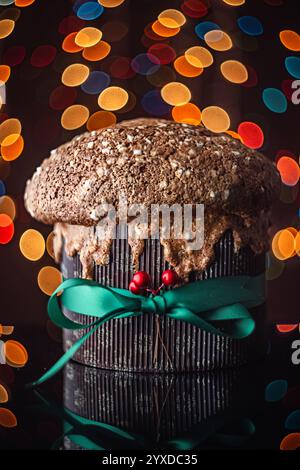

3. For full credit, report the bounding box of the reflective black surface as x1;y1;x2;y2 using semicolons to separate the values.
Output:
1;323;299;450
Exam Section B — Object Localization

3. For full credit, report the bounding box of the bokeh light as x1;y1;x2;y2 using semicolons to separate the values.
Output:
81;70;110;94
49;85;77;110
131;53;160;76
237;16;263;36
280;434;300;450
46;231;54;259
0;195;16;220
161;82;191;106
82;40;111;61
201;106;230;132
276;324;298;333
195;21;220;40
174;55;203;77
181;0;208;18
15;0;36;6
62;32;84;53
237;121;264;149
0;383;8;404
148;44;176;65
0;65;10;84
262;88;287;113
77;2;104;20
141;89;171;116
110;56;135;79
98;86;129;111
61;104;90;130
19;229;45;261
279;30;300;52
0;213;14;244
0;118;21;144
37;266;62;296
222;0;245;5
1;134;24;161
272;229;295;260
285;56;300;78
3;340;28;367
62;63;90;87
30;45;56;68
98;0;125;6
0;19;15;39
185;46;213;68
3;45;26;66
87;110;117;131
75;27;102;47
204;30;233;51
277;156;300;186
152;20;180;38
158;9;186;29
220;60;248;84
0;408;17;428
172;103;201;125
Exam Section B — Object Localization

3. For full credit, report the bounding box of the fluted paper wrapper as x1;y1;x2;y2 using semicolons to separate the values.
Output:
62;230;266;372
63;361;237;449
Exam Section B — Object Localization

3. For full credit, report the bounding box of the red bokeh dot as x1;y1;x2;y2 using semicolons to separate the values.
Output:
58;15;85;35
49;85;77;110
241;65;258;88
110;57;136;79
30;45;57;68
0;214;14;244
238;121;264;149
148;43;176;65
276;324;298;333
3;46;26;67
181;0;208;18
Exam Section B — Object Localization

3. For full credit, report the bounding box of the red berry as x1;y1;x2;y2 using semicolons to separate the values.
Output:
161;269;179;287
132;271;151;288
129;281;141;295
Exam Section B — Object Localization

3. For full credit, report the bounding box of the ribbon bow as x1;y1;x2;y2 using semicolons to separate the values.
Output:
29;274;265;387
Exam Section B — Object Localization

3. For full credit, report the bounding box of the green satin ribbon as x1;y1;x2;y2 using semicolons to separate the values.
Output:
29;274;265;388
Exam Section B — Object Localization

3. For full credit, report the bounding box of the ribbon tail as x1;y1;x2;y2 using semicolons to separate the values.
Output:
168;303;255;339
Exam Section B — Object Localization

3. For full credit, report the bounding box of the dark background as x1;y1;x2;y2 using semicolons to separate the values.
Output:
0;0;299;330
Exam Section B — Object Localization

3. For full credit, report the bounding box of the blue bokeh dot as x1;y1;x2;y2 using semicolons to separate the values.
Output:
285;56;300;79
142;89;171;116
237;16;263;36
0;180;5;197
77;2;104;20
81;71;110;95
195;21;220;40
262;88;287;113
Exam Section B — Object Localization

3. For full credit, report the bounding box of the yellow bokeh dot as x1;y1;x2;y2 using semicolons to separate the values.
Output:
158;9;186;29
87;110;117;131
220;60;248;84
62;63;90;87
19;229;45;261
38;266;62;296
272;229;295;260
204;30;233;51
75;27;102;48
0;119;21;144
98;0;125;7
0;196;16;220
185;46;213;68
61;105;90;130
222;0;245;5
0;19;15;39
161;82;191;106
98;86;129;111
201;106;230;133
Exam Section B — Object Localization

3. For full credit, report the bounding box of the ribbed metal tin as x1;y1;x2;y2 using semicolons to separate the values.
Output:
63;361;237;449
62;230;266;372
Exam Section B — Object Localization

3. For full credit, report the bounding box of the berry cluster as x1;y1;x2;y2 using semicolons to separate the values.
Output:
129;270;179;296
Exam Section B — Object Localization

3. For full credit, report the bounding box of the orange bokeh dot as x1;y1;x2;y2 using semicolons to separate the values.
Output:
272;229;295;260
19;229;45;261
15;0;36;6
152;20;180;38
174;55;203;77
294;231;300;256
0;118;21;144
0;213;14;244
276;324;298;333
0;19;15;40
277;156;300;186
279;30;300;52
185;46;213;68
82;41;111;61
37;266;62;296
280;433;300;450
62;32;83;53
98;0;125;6
172;103;201;125
98;86;129;111
0;408;17;428
226;130;243;141
61;105;90;130
4;340;28;367
75;27;102;48
87;110;117;131
0;65;11;84
0;384;8;404
62;63;90;87
0;195;16;220
1;325;14;335
1;134;24;161
220;60;248;84
46;231;55;259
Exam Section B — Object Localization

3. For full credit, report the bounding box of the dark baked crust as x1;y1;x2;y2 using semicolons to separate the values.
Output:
24;118;280;226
